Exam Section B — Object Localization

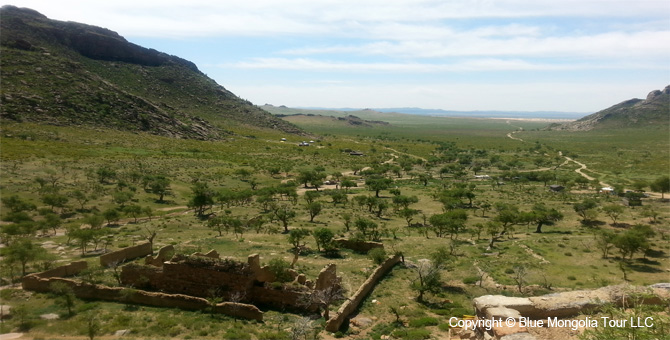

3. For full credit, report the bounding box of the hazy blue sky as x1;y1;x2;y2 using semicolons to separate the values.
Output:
4;0;669;113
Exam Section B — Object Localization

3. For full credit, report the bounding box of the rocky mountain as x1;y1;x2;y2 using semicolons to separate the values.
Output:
548;86;670;131
0;6;302;139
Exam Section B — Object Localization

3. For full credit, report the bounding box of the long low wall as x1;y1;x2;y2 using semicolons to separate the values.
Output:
333;238;384;253
100;242;153;267
22;274;263;321
35;261;88;278
325;255;402;332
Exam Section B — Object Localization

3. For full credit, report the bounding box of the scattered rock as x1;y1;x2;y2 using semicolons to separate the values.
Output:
40;313;59;320
351;316;373;328
114;329;131;336
0;305;11;319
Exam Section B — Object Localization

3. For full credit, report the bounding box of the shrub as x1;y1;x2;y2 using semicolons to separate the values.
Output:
462;276;479;285
368;247;387;265
391;328;431;340
567;275;577;281
409;317;439;327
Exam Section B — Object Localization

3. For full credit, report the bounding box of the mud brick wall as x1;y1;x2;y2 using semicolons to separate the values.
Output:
325;255;402;332
100;242;152;267
119;263;164;290
22;274;263;321
158;261;256;299
251;286;317;312
35;261;88;278
333;238;384;253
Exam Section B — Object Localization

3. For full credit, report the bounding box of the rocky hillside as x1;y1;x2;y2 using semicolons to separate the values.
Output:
548;85;670;131
0;6;302;139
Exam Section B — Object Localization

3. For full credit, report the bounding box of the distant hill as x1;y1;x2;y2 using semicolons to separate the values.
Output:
0;6;301;139
268;105;585;120
547;86;670;131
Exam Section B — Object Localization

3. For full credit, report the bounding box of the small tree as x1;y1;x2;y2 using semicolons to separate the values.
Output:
410;247;450;302
602;204;625;225
102;208;120;226
2;238;46;276
313;227;334;252
274;205;296;233
306;202;322;222
650;175;670;199
288;228;311;268
50;281;76;316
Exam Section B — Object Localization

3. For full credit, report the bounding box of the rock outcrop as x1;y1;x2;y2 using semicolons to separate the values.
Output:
548;85;670;131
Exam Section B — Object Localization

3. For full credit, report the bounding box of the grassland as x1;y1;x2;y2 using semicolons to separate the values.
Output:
1;114;668;339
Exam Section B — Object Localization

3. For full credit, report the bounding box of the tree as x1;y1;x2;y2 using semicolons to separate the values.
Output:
69;190;90;211
365;176;393;197
313;227;335;252
1;238;46;276
188;182;215;217
573;198;599;222
41;193;69;213
96;166;116;184
398;208;420;227
288;228;311;267
595;230;617;259
50;281;76;316
111;190;133;208
40;213;62;235
340;179;357;192
410;247;450;302
529;203;564;233
613;230;649;260
602;204;625;225
146;175;171;202
304;190;321;204
274;205;296;233
392;195;419;211
123;204;143;223
650;175;670;199
429;209;467;239
2;195;36;213
102;208;120;226
354;217;380;241
306;202;322;222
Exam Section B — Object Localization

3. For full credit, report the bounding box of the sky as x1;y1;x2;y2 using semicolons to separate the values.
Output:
3;0;669;114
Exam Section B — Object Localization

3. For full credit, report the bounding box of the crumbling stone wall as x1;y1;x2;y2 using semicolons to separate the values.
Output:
325;255;402;332
333;238;383;253
21;274;262;321
34;261;87;278
145;245;174;267
121;253;342;313
100;242;152;267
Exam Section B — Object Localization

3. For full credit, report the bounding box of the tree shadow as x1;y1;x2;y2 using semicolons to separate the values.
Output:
627;262;663;273
644;249;666;259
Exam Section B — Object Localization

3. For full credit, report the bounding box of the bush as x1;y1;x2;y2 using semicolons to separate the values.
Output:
567;275;577;281
368;247;387;265
462;276;479;285
391;328;431;340
409;317;439;327
266;258;293;283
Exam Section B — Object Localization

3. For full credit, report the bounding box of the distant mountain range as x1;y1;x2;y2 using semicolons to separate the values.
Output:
289;107;586;120
547;86;670;131
0;6;302;139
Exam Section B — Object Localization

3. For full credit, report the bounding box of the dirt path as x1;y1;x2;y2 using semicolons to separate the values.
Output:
506;120;526;142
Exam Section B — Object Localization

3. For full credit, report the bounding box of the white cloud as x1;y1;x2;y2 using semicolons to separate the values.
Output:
227;57;665;73
4;0;669;38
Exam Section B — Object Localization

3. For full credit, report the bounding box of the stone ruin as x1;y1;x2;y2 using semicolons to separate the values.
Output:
20;242;404;329
121;251;342;313
452;283;670;340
